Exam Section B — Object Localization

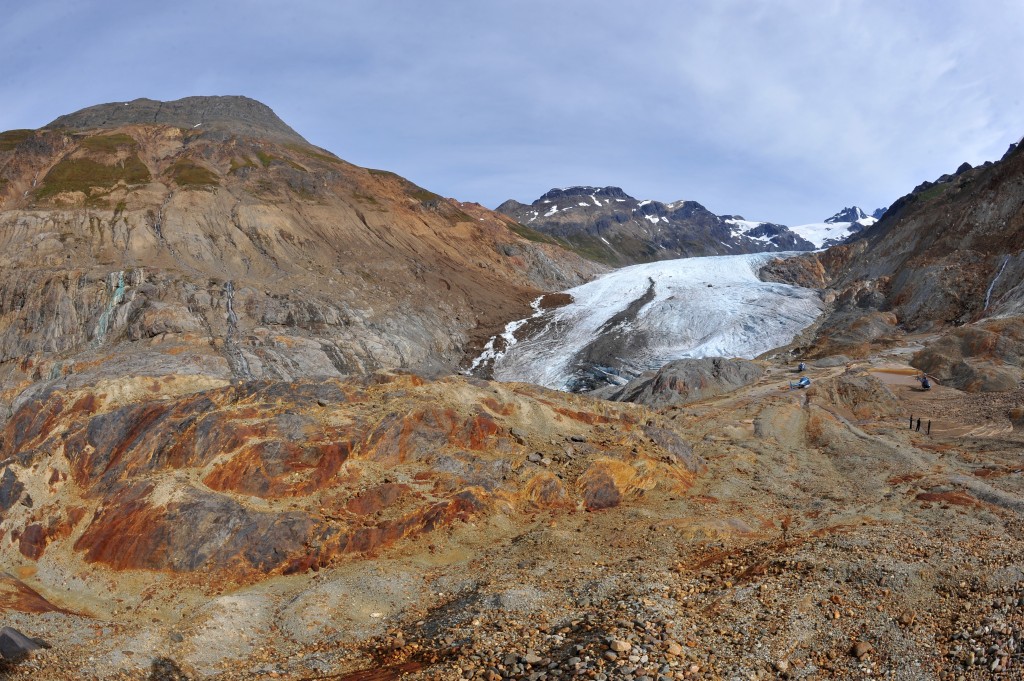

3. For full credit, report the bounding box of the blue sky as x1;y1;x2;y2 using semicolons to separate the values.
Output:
3;0;1022;224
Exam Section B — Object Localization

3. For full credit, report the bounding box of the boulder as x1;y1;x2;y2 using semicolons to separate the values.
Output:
1009;407;1024;430
603;358;764;408
912;318;1024;392
0;626;42;660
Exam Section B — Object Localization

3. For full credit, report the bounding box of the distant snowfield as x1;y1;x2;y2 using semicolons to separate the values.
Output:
788;217;876;249
726;216;876;249
486;252;824;391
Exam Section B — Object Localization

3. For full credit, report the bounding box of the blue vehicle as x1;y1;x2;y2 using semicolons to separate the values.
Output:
789;376;811;389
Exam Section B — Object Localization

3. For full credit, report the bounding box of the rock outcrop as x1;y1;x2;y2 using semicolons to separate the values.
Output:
0;372;699;577
910;318;1024;392
789;139;1024;363
45;96;307;144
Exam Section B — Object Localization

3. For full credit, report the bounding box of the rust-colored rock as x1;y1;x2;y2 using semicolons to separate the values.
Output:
0;374;697;577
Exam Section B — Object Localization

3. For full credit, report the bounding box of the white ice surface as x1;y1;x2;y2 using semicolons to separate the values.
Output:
490;253;823;390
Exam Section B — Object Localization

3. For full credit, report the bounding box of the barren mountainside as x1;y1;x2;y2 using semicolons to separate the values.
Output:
769;139;1024;391
0;96;601;422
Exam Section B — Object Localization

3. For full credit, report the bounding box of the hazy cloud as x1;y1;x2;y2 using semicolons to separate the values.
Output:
2;0;1022;223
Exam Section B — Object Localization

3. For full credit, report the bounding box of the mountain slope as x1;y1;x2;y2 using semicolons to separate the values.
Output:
497;186;814;266
787;142;1024;376
0;97;601;421
829;146;1024;326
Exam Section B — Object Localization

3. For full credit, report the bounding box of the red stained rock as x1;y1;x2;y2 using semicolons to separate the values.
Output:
915;491;979;507
18;523;46;559
0;576;73;614
345;484;411;515
2;376;697;576
581;472;622;511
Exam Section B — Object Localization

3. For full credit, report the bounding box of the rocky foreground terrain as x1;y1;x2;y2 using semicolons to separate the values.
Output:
2;345;1024;680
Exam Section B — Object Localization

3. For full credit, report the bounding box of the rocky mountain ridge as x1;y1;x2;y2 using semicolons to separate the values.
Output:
45;95;307;144
496;186;815;266
765;141;1024;392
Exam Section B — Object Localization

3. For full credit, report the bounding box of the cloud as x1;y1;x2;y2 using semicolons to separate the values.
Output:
2;0;1022;224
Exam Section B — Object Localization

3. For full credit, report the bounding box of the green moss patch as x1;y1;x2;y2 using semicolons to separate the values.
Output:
508;222;564;246
229;157;258;174
914;183;948;203
168;160;219;187
409;188;442;203
254;149;306;172
36;155;152;200
284;142;342;165
0;129;33;151
79;133;138;153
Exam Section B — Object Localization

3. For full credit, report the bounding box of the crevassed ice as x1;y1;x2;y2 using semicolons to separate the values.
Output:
491;253;823;390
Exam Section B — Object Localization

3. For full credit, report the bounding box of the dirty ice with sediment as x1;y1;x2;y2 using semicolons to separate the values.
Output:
478;252;824;391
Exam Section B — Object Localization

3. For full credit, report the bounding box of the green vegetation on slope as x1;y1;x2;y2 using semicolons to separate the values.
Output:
36;156;152;200
168;160;219;187
506;221;628;266
229;157;258;174
79;133;138;152
255;149;306;172
284;142;342;166
0;130;33;151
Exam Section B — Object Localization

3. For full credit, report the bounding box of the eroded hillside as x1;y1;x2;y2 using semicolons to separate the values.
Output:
0;98;602;423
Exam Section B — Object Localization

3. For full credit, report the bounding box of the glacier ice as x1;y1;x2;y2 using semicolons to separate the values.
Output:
489;252;823;391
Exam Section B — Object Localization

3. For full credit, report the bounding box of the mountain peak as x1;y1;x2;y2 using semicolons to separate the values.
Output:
824;206;869;224
44;95;306;143
538;186;633;202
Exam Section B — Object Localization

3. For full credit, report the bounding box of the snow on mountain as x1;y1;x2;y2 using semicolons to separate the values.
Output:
788;207;878;249
479;252;823;391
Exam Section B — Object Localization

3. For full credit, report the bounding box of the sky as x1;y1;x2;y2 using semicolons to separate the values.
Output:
3;0;1023;225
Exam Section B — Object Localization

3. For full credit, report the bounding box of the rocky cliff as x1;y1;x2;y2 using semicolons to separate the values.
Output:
497;186;814;266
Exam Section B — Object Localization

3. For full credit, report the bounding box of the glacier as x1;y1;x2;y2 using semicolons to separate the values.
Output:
486;252;824;391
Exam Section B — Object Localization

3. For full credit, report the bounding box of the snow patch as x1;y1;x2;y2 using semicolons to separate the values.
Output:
543;205;559;217
466;297;546;373
725;218;765;231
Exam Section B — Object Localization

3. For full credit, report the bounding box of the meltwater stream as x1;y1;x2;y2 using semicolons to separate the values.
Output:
482;252;824;391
